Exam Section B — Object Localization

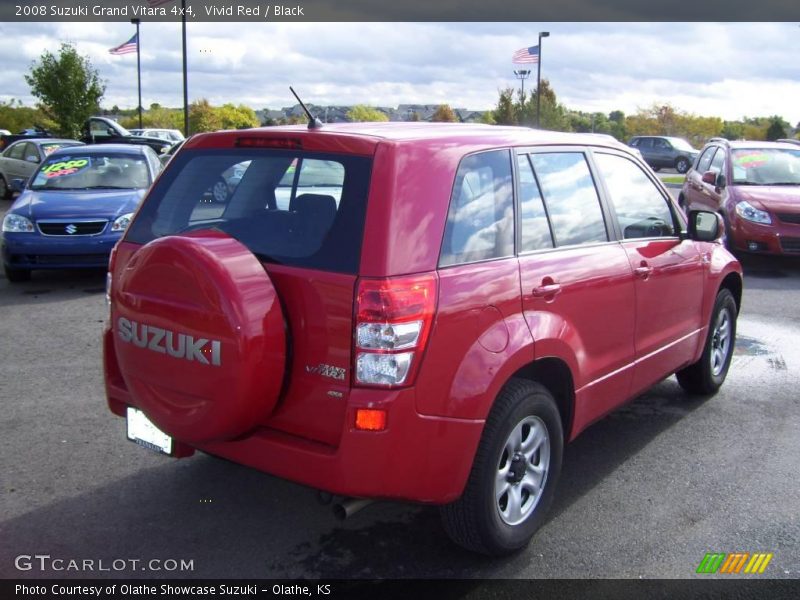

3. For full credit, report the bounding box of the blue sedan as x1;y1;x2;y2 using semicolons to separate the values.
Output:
1;144;161;282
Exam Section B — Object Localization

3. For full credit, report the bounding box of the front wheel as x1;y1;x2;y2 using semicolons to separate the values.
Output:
675;157;691;174
676;288;737;395
440;379;563;555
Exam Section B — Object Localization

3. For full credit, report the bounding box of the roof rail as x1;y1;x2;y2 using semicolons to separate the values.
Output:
707;137;730;144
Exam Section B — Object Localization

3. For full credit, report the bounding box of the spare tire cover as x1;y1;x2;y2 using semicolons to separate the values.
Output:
113;230;286;444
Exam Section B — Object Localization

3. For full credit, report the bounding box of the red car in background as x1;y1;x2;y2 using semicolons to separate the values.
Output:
680;139;800;254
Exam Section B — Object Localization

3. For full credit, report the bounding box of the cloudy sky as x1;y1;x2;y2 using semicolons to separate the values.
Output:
0;21;798;124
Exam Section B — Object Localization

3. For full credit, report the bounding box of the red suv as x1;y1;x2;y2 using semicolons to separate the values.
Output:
104;123;742;555
680;138;800;254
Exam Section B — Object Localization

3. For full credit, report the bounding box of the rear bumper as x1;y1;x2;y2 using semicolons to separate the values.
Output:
103;329;484;504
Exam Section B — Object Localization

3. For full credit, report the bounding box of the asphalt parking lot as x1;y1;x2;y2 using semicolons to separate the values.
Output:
0;199;798;580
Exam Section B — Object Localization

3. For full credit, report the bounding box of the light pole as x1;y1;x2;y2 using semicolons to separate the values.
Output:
131;18;142;129
181;0;189;136
513;69;531;101
535;31;550;129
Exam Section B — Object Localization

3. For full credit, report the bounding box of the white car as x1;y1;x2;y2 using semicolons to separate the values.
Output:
128;128;185;143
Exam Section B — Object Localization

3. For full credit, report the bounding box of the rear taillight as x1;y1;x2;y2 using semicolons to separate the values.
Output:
354;273;437;387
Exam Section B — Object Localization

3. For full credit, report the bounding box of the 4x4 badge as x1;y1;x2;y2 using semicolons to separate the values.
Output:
305;363;346;381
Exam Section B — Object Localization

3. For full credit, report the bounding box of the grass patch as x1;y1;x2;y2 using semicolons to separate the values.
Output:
660;175;685;185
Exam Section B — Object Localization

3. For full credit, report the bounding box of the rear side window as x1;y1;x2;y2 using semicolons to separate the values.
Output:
594;153;676;239
126;149;372;274
529;152;608;247
439;150;514;266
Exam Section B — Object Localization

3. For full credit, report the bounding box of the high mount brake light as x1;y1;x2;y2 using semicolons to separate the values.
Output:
235;137;303;150
354;274;437;387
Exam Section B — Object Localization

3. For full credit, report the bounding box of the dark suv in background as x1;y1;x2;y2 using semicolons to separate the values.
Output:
628;135;699;173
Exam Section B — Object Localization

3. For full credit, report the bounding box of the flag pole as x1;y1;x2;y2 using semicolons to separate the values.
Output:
536;31;550;129
131;18;142;129
181;0;189;136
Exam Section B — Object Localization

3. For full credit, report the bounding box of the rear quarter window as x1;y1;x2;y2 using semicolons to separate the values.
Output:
439;149;514;267
125;148;372;274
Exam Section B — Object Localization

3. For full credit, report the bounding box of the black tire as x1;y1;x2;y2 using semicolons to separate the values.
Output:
651;166;661;172
0;175;11;200
675;157;691;174
4;265;31;282
440;379;563;555
676;288;737;395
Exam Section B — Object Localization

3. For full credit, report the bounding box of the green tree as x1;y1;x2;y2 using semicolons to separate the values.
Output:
527;80;569;131
24;42;105;138
120;105;183;130
431;104;457;122
188;98;222;133
346;105;389;122
216;103;260;129
0;99;55;133
478;110;496;125
493;88;517;125
765;116;788;141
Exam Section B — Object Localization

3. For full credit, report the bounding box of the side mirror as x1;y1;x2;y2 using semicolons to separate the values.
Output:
716;173;727;189
701;171;716;185
10;178;26;193
688;210;724;242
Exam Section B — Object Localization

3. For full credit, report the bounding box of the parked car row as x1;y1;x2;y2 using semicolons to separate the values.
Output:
0;117;175;154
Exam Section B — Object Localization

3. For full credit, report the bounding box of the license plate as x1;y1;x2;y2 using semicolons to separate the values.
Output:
126;407;173;455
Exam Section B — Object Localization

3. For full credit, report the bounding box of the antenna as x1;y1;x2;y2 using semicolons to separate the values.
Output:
289;86;323;130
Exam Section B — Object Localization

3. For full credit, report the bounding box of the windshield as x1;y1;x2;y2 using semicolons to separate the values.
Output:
40;142;82;157
30;153;151;191
731;148;800;185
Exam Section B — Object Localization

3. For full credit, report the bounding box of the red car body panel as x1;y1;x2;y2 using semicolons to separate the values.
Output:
104;124;743;504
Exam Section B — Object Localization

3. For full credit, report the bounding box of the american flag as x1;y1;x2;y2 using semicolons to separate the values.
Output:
109;33;138;55
512;46;540;64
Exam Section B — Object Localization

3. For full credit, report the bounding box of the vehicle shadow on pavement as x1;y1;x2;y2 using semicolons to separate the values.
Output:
2;381;705;579
0;269;107;307
739;260;800;296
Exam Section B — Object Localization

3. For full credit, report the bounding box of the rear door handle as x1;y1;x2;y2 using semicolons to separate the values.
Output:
531;283;562;297
634;266;653;279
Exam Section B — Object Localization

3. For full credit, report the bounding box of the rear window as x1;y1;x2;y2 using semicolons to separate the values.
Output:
125;148;372;274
